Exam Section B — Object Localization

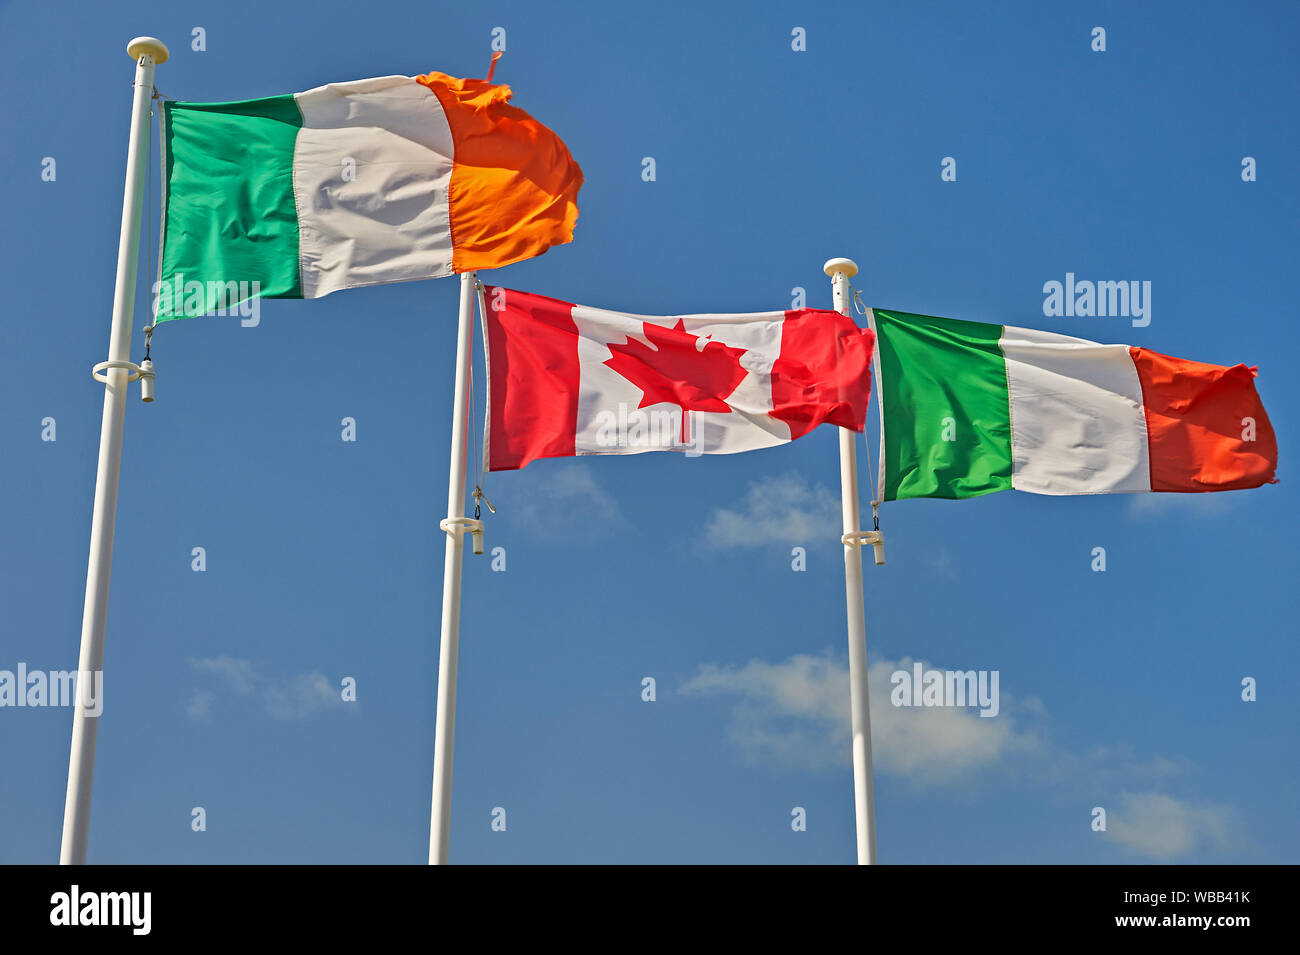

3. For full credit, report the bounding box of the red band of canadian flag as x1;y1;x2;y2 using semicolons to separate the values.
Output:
482;287;875;471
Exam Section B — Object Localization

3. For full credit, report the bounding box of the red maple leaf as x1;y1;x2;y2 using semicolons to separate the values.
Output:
604;319;749;444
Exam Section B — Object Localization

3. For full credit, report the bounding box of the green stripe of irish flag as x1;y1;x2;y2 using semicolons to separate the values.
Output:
870;309;1277;501
160;95;306;310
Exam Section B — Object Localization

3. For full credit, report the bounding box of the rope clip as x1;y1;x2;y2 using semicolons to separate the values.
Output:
847;280;868;316
472;486;496;516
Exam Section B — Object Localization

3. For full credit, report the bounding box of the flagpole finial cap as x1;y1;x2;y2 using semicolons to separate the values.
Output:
127;37;169;64
823;257;858;279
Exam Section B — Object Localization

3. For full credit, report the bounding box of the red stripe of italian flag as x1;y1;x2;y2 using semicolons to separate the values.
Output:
870;309;1278;501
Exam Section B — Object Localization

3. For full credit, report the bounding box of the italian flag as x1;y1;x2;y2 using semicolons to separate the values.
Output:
483;288;875;471
870;309;1277;501
157;73;582;321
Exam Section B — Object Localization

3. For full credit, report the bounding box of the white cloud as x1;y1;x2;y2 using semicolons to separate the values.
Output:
680;652;1043;784
503;462;622;537
1104;791;1236;859
1040;743;1189;790
681;654;849;771
188;656;347;721
703;473;840;548
926;546;957;580
192;656;257;694
681;651;1243;859
869;657;1044;785
1126;493;1232;521
186;690;215;720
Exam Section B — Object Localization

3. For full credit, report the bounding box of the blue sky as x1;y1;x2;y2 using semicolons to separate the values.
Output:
1;0;1296;863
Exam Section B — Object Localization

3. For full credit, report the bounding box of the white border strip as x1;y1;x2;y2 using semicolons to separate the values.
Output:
864;307;887;503
476;281;493;473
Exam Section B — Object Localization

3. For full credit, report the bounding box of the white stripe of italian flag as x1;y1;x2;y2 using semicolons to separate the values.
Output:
869;309;1277;501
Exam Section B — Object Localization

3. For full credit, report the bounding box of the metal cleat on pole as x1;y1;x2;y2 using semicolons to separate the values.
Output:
842;529;886;566
90;354;155;403
440;516;485;556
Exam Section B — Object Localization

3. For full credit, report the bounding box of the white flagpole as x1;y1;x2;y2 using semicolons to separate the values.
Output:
60;37;169;865
428;271;480;864
824;257;879;865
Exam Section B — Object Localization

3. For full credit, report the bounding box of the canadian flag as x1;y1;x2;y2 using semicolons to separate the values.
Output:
482;287;875;471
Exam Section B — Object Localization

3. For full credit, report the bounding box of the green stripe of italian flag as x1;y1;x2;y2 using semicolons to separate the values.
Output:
868;309;1277;501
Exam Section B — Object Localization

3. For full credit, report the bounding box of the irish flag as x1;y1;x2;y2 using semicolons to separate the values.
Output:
156;73;582;320
870;309;1277;501
483;288;875;470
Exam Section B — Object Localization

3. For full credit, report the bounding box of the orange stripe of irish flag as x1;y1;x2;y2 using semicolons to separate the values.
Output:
417;72;583;273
